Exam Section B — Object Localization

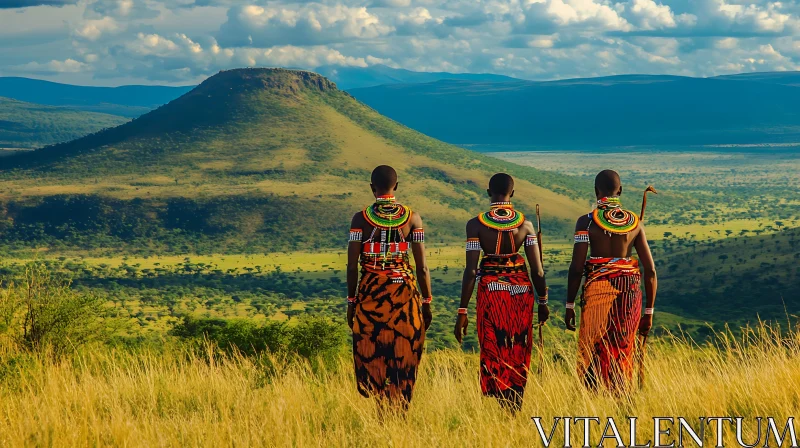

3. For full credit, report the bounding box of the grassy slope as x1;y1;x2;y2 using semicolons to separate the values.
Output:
0;69;587;251
0;97;128;149
0;325;797;446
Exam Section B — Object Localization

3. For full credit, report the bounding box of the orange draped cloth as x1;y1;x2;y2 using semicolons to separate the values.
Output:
577;257;642;392
352;257;425;403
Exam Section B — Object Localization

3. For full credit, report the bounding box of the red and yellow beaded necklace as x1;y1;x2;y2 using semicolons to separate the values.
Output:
592;197;639;235
478;202;525;231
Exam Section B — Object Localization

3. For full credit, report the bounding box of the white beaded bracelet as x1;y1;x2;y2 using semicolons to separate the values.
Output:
565;302;575;310
644;308;654;315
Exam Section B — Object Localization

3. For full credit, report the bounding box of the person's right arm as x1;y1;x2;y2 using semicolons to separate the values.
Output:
409;213;432;330
346;213;363;330
565;217;589;331
634;224;657;336
455;220;481;344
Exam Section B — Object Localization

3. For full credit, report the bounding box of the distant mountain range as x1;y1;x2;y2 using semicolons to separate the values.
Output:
0;77;194;117
313;64;518;89
4;69;800;148
0;66;518;118
0;96;128;149
349;72;800;146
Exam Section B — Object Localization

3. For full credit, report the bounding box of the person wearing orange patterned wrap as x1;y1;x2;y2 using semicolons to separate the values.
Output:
565;170;658;393
346;165;433;407
454;173;549;413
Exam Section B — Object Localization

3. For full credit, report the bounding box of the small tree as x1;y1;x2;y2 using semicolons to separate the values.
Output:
0;263;110;357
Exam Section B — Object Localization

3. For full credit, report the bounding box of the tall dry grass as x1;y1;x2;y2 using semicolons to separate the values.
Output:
0;323;798;447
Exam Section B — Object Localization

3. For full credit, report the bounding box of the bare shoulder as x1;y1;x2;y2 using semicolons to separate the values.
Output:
466;217;481;231
411;211;424;227
522;219;536;234
635;222;648;239
350;211;365;227
575;214;591;231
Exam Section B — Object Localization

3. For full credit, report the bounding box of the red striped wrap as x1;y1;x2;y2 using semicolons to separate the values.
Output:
476;254;536;397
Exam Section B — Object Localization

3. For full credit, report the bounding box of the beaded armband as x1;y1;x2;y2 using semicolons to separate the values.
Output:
348;229;362;243
644;308;654;315
412;228;425;243
574;231;589;244
457;308;468;315
565;302;576;310
422;296;432;304
347;297;357;303
466;238;481;251
525;235;538;246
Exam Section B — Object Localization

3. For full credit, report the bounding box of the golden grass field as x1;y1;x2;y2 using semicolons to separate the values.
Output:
0;324;797;447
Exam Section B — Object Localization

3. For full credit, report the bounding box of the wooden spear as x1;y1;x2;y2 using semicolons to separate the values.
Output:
637;185;657;389
536;204;545;374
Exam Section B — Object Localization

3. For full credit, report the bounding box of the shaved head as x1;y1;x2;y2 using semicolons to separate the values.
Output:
595;170;622;197
371;165;398;192
488;173;514;196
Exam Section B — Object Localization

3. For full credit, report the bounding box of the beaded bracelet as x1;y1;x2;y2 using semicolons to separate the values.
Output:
644;308;654;315
347;297;357;304
565;302;575;310
457;308;468;315
537;287;549;305
422;297;432;304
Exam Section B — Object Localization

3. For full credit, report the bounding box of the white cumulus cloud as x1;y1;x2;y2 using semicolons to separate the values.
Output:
216;4;393;47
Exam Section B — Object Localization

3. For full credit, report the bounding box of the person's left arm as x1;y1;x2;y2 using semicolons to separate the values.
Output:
634;225;657;336
410;213;432;330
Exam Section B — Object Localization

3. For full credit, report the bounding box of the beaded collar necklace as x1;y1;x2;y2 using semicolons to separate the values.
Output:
597;196;622;209
592;196;639;234
478;201;525;231
363;195;412;229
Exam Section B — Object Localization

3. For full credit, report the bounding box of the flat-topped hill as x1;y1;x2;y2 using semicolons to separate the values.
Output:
0;68;587;253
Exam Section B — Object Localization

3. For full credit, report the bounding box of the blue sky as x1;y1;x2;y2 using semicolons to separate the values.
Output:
1;0;799;85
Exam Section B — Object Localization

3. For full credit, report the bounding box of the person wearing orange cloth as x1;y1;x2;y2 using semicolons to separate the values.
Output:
565;169;658;393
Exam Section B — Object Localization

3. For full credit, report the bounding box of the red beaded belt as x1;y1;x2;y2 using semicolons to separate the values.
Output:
362;242;410;254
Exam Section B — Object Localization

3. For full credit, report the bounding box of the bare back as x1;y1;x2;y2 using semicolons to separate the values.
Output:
474;219;535;256
578;214;642;258
352;211;417;244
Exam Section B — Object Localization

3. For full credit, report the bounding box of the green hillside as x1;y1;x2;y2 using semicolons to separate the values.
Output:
656;226;800;323
0;69;587;254
0;97;128;149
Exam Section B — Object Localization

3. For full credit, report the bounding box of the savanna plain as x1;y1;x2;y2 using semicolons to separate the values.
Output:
1;144;799;446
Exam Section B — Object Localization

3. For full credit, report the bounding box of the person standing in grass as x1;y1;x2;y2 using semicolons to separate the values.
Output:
565;170;657;393
346;165;433;407
454;173;549;413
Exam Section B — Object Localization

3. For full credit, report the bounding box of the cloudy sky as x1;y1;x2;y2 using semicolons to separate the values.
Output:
1;0;799;85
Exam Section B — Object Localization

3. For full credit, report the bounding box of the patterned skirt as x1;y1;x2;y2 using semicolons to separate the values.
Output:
352;263;425;403
476;254;536;397
577;257;642;392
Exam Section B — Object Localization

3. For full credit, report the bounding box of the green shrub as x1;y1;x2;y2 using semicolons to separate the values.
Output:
0;262;110;356
170;315;348;364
